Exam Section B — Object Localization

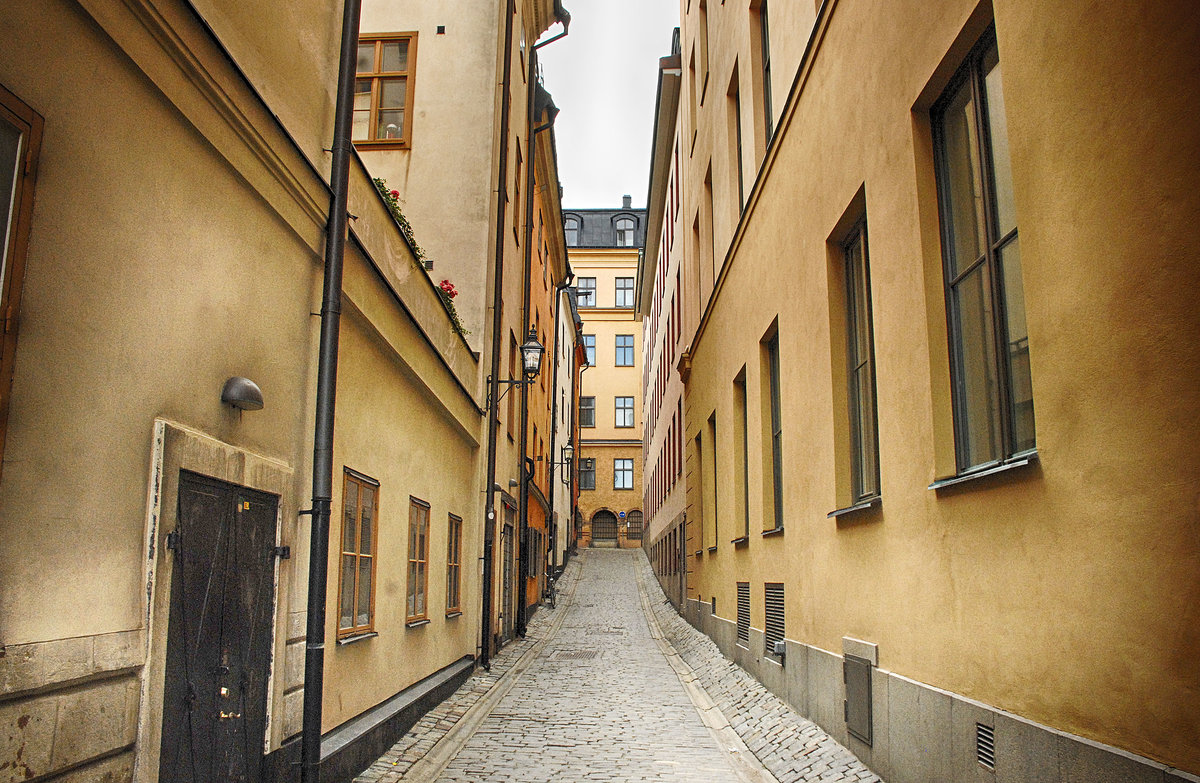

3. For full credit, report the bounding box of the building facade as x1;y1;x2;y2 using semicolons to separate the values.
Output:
567;200;647;549
642;0;1200;780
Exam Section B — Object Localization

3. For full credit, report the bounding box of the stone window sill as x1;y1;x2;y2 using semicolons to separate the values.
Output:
827;496;881;519
929;450;1038;491
336;631;377;646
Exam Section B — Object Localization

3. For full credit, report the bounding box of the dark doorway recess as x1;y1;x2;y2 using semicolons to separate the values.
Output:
160;470;278;783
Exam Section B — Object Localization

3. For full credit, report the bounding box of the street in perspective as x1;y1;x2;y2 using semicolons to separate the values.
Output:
1;0;1198;782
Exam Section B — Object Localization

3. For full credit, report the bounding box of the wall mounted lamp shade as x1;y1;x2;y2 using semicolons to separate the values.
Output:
221;376;264;411
521;328;545;379
562;442;574;462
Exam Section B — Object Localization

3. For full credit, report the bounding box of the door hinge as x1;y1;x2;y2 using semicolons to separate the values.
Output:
166;530;181;552
272;545;291;560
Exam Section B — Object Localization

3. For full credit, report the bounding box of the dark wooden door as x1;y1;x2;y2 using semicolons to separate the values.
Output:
592;511;617;545
159;471;278;783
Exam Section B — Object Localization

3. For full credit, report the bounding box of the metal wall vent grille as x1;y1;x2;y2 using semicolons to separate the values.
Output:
764;583;785;655
976;722;995;769
736;581;751;644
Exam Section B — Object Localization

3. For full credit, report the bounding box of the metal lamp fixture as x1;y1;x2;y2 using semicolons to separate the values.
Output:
221;376;264;411
487;327;545;407
552;441;574;486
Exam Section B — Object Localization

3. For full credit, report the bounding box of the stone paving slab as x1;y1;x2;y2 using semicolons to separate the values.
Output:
355;549;884;783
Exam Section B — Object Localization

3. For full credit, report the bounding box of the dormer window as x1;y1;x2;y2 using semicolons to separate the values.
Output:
615;216;636;247
565;216;580;246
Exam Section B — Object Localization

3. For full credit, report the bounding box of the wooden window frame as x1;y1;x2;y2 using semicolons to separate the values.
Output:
579;395;596;428
407;497;431;625
615;396;635;428
0;85;42;475
446;513;462;615
579;457;596;490
615;334;634;367
354;33;418;148
615;277;635;308
614;458;634;490
337;469;380;639
576;277;597;308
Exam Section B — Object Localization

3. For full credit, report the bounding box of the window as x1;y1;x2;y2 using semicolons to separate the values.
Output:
582;334;595;366
933;29;1034;473
513;140;522;240
580;458;596;490
407;498;430;624
735;370;750;538
844;221;880;500
580;396;596;427
615;277;634;307
354;35;417;146
615;335;634;366
763;331;783;530
755;0;773;142
615;396;635;428
615;217;636;247
565;215;580;246
577;277;596;308
729;69;744;209
446;514;462;614
0;86;41;471
614;458;634;490
338;470;379;637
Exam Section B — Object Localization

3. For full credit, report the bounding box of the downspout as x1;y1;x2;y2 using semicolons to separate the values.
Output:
546;273;573;575
301;0;361;779
516;13;570;637
480;0;517;671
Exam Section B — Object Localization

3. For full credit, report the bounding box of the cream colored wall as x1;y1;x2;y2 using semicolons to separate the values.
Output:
321;247;480;729
0;0;320;646
677;0;1200;771
357;0;501;348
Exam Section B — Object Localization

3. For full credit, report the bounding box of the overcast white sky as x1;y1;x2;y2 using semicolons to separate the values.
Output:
537;0;680;210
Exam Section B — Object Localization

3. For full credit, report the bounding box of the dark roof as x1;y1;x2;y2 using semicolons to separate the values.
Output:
562;204;647;249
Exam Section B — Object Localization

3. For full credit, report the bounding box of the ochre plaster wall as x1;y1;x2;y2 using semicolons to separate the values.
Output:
678;0;1200;770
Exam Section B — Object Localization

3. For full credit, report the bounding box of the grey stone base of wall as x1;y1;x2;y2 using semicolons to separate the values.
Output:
681;598;1197;783
262;655;475;783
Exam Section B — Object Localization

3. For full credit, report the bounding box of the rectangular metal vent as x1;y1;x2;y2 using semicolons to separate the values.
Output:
976;722;995;769
736;581;751;644
764;582;785;656
843;654;873;746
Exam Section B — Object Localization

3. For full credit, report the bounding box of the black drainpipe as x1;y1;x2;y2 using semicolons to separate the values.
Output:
301;0;361;779
480;0;517;670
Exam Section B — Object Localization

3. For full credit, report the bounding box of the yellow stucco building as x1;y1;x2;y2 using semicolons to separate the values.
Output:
567;201;646;549
642;1;1200;780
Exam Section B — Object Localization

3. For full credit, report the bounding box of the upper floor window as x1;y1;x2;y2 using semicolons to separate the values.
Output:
355;35;417;147
842;221;880;501
615;335;634;367
0;85;41;474
615;277;634;308
615;216;636;247
580;396;596;427
614;458;634;490
615;396;635;428
565;216;580;246
582;334;596;366
933;29;1034;473
577;277;596;308
579;458;596;490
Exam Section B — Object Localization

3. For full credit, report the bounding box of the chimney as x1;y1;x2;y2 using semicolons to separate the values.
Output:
622;194;632;209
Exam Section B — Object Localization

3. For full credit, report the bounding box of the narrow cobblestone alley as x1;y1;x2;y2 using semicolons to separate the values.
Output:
356;550;880;783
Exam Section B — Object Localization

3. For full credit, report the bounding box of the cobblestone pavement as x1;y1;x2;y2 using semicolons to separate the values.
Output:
356;549;883;783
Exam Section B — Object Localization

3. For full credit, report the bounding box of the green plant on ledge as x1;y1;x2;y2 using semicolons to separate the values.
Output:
373;177;427;265
373;178;469;337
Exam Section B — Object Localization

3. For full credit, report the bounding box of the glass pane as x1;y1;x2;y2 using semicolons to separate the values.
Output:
339;555;356;629
939;78;986;278
353;80;371;141
359;486;373;555
379;78;407;109
982;48;1017;239
377;109;405;141
847;234;870;364
853;364;878;497
952;264;1002;468
381;39;408;72
416;563;426;614
999;240;1035;452
342;481;358;552
407;562;417;616
0;120;21;282
356;43;374;74
357;557;372;626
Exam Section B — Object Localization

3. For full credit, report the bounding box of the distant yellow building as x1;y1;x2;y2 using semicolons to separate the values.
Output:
642;1;1200;779
568;200;646;549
